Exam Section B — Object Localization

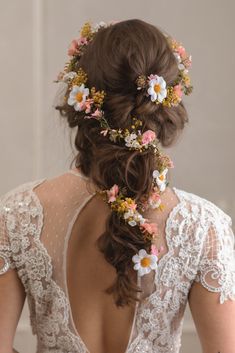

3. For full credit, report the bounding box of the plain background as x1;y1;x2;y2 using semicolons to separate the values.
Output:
0;0;234;352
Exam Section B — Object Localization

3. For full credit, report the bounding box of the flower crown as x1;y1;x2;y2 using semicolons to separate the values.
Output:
55;21;191;277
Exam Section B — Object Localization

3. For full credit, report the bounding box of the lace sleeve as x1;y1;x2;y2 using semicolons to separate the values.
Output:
194;204;235;304
0;196;15;275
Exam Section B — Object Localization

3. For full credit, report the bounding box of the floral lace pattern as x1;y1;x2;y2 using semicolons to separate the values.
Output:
0;176;235;353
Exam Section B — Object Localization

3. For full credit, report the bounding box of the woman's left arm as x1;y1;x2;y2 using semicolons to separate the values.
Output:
188;207;235;353
188;280;235;353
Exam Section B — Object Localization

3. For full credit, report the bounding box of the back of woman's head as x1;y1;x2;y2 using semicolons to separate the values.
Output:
56;19;189;306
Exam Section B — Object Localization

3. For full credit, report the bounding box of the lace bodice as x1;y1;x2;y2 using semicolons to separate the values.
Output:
0;170;235;353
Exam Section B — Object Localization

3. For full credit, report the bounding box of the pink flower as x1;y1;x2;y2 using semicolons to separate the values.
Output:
91;109;103;119
148;74;157;81
77;37;88;46
141;130;156;145
141;222;158;235
68;39;80;56
107;184;119;203
177;46;186;58
173;84;183;98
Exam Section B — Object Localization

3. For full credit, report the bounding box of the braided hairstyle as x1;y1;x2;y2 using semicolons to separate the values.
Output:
56;19;188;307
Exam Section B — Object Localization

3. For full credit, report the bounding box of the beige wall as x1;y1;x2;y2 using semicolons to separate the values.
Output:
0;0;234;352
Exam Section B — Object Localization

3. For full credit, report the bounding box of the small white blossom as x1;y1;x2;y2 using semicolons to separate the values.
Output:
124;133;142;148
123;210;134;219
63;71;77;82
94;21;107;31
173;52;181;63
178;63;186;71
136;214;146;225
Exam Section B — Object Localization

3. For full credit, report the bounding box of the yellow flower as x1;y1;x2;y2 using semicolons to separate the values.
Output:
80;22;93;39
90;88;106;107
71;69;88;87
182;73;191;87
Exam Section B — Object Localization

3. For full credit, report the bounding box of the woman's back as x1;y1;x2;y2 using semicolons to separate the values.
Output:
34;168;179;353
1;167;234;352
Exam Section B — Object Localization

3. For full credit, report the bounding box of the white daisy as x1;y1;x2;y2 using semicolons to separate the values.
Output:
152;168;168;192
67;84;89;111
132;249;158;277
147;75;167;103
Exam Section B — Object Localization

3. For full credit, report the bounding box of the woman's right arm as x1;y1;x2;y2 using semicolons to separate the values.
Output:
0;195;25;353
0;267;25;353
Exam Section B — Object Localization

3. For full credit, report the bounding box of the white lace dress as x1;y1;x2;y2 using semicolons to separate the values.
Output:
0;170;235;353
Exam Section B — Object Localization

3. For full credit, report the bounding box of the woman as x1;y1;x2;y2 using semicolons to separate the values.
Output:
0;19;235;353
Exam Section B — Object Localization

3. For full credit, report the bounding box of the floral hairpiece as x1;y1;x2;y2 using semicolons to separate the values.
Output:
100;116;160;153
136;38;193;107
97;150;173;276
55;21;179;277
96;148;174;277
97;182;166;277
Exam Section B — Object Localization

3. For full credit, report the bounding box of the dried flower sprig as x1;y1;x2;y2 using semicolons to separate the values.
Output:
100;116;160;153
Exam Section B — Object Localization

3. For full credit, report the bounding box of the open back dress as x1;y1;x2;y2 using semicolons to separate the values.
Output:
0;168;235;353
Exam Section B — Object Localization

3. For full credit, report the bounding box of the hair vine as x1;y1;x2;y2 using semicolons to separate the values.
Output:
55;20;192;286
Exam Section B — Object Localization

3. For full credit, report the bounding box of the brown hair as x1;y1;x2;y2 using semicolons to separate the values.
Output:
56;19;188;307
